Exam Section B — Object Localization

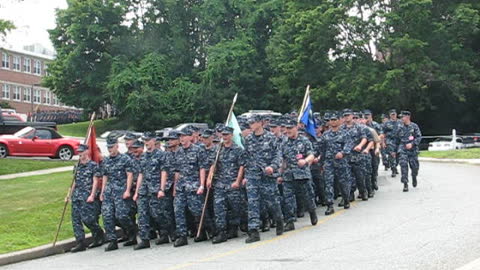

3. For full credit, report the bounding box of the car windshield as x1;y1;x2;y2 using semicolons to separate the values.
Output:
14;127;36;138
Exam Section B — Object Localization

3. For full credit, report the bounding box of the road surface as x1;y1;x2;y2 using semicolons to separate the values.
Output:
4;162;480;270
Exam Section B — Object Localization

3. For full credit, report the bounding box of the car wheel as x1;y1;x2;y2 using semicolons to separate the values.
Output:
57;146;73;160
0;144;8;158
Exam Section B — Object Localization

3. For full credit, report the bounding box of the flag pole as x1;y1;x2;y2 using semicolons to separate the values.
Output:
298;85;310;122
196;93;238;238
52;112;96;247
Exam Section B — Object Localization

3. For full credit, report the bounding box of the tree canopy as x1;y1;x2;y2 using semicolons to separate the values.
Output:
45;0;480;134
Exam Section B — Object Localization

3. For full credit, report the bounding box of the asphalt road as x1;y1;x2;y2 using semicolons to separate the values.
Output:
4;162;480;270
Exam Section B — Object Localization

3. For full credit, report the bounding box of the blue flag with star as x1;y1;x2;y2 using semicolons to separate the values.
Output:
300;94;317;138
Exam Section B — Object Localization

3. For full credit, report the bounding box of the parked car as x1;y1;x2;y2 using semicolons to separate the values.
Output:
1;112;25;122
428;137;464;151
0;127;80;160
240;110;282;119
0;106;57;135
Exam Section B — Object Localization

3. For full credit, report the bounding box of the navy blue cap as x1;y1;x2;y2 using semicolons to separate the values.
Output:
389;109;397;115
77;144;89;152
247;115;263;124
131;140;144;148
106;137;118;147
222;126;234;134
285;119;298;128
363;109;372;115
168;130;180;139
342;108;353;116
179;128;193;136
323;112;331;121
202;129;215;138
142;131;156;140
124;132;137;141
329;111;340;120
401;110;411;116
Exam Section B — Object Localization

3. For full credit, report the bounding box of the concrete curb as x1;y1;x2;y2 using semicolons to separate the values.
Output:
419;157;480;166
0;166;74;180
0;234;93;266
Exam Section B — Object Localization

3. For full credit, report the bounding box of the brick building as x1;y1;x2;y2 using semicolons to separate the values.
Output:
0;46;80;115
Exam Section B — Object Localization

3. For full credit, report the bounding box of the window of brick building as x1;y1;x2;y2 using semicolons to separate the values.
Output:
53;94;59;105
13;56;20;71
44;91;51;105
13;85;21;101
2;53;9;69
23;87;31;102
34;60;42;75
33;89;41;103
2;84;10;99
24;58;31;73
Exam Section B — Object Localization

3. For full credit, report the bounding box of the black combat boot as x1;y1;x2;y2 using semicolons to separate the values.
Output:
173;236;188;247
284;222;295;232
325;205;335;215
391;167;397;178
71;240;86;253
276;219;284;236
88;229;104;249
212;231;228;244
309;210;318;226
412;175;417;188
245;230;260;244
134;239;151;250
155;233;170;245
349;191;355;202
361;191;368;201
227;225;239;239
261;218;270;232
368;190;375;198
403;183;409;192
123;228;137;247
344;201;350;209
338;199;345;207
104;240;118;252
118;228;128;243
149;230;157;240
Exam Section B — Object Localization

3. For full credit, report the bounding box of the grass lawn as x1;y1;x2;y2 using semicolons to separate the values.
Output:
0;159;75;175
57;117;125;138
419;148;480;159
0;171;76;254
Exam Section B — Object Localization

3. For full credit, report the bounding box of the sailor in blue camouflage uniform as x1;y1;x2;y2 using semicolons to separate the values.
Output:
320;112;354;215
341;109;369;202
397;111;422;192
166;129;210;247
206;126;246;244
243;115;284;244
133;132;171;250
383;109;402;177
280;119;318;231
356;113;376;198
68;144;104;252
380;114;390;170
163;131;181;239
123;132;139;242
364;110;383;191
100;137;136;251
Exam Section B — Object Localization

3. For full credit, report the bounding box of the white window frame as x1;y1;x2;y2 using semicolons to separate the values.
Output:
2;84;11;99
12;55;20;71
24;58;31;73
33;60;42;75
12;85;21;101
23;87;31;102
44;91;51;105
33;89;41;104
53;94;59;105
2;53;9;69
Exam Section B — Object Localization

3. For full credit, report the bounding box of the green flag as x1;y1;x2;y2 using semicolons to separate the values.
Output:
227;112;244;149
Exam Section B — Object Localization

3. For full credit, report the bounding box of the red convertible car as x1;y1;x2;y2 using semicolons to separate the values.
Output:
0;127;80;160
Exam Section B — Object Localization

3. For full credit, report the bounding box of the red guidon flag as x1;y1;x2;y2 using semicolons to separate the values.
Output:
87;126;101;163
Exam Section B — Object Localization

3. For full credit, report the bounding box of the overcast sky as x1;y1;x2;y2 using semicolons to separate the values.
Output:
0;0;67;51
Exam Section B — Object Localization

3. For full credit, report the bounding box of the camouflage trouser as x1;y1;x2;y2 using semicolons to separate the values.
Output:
137;192;173;241
213;187;243;231
349;153;366;194
72;199;102;241
362;153;373;192
399;151;419;184
283;180;316;223
381;147;389;168
102;191;135;241
174;188;203;237
371;152;380;188
246;176;283;231
386;140;399;169
323;159;350;205
311;168;326;205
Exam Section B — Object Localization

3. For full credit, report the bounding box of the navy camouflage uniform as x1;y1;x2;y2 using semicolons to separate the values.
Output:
137;149;172;241
397;121;422;184
320;127;354;205
213;143;246;232
281;135;317;224
101;153;136;241
244;130;284;231
341;122;367;196
366;118;383;189
72;160;103;241
173;143;209;237
383;118;402;172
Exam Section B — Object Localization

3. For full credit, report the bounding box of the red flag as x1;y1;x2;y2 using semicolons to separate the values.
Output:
87;126;101;163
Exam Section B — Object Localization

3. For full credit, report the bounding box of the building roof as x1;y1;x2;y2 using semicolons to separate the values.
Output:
0;46;55;61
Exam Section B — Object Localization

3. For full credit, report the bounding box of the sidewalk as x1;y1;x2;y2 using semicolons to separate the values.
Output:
0;166;74;180
419;157;480;166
